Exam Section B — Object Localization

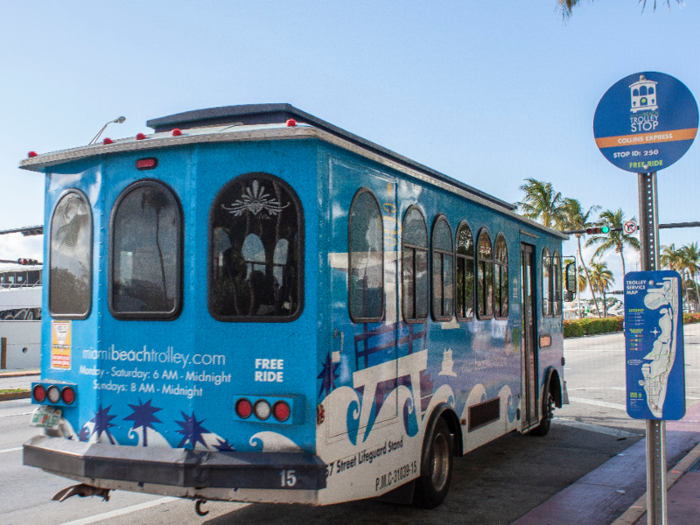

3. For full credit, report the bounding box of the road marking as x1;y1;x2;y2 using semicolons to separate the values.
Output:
0;411;32;418
0;447;22;454
56;497;178;525
568;396;627;411
554;418;642;438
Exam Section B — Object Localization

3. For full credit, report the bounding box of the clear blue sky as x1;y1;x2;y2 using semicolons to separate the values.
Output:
1;1;699;296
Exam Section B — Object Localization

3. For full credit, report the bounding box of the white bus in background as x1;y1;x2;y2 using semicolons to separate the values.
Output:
0;263;41;369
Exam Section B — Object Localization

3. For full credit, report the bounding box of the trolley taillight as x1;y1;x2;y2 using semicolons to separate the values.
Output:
33;384;46;403
31;382;78;407
232;395;300;425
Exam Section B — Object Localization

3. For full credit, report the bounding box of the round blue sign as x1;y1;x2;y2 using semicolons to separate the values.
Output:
593;72;698;172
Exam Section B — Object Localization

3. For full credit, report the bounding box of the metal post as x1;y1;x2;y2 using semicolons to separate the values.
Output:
0;337;6;369
638;171;667;525
576;261;581;319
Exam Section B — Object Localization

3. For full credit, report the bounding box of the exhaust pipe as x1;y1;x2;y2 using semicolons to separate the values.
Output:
52;484;111;502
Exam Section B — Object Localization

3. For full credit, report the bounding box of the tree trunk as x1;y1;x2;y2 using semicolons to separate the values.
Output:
577;236;602;318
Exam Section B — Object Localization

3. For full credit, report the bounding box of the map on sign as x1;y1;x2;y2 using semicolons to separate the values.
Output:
625;271;685;420
594;72;698;173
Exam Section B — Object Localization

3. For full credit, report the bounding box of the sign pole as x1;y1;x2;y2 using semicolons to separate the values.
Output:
638;171;667;525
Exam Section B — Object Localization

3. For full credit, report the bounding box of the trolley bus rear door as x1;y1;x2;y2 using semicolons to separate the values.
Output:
521;243;538;428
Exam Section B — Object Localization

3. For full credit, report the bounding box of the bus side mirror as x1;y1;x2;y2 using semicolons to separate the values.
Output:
565;263;576;300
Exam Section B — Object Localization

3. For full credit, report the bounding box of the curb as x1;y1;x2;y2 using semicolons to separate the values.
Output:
0;391;31;401
611;441;700;525
0;371;40;379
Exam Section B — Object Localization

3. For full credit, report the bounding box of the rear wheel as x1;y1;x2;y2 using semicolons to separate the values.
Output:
530;390;554;437
414;417;453;508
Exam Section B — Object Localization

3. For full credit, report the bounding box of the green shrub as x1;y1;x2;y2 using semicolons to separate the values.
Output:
683;313;700;325
564;317;623;338
565;314;700;338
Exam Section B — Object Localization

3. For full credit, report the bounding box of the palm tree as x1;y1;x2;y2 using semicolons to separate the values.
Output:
560;198;602;317
516;179;565;229
680;243;700;313
585;209;640;277
660;244;684;272
588;261;614;317
558;0;682;19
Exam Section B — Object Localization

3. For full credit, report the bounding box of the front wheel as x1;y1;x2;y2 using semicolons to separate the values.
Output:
530;391;554;437
414;418;453;508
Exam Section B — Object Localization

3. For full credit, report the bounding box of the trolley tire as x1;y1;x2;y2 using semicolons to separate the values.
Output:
530;390;555;437
413;417;453;508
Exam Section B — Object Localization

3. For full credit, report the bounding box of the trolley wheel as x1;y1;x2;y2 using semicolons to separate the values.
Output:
530;390;555;437
414;417;453;508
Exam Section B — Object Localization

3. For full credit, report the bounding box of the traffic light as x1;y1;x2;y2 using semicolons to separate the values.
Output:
585;226;610;235
17;258;40;265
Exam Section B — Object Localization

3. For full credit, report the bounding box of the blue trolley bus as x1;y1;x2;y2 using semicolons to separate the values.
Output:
22;104;568;510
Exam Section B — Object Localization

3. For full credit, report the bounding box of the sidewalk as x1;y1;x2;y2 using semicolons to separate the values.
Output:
511;402;700;525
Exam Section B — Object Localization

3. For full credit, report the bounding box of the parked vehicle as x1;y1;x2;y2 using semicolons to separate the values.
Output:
22;104;567;510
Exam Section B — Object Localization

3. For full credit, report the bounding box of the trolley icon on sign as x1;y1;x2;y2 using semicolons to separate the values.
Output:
630;75;658;113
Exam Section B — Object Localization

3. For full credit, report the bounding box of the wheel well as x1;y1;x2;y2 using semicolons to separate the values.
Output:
546;368;563;408
437;408;463;457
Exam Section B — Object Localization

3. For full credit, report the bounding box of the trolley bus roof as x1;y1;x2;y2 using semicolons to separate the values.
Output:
18;104;567;240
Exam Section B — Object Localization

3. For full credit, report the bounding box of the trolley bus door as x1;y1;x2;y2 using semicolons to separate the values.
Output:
521;243;538;429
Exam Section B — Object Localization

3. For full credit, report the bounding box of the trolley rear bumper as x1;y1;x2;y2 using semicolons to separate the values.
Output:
24;435;327;491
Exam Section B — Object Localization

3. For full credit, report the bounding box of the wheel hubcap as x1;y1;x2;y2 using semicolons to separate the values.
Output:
430;433;449;491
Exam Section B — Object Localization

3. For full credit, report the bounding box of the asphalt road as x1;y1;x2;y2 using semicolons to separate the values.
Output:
1;326;697;525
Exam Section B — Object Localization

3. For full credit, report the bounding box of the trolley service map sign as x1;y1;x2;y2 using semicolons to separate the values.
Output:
594;72;698;173
624;271;685;420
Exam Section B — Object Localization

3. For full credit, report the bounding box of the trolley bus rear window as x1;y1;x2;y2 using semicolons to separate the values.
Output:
49;190;92;318
209;173;303;322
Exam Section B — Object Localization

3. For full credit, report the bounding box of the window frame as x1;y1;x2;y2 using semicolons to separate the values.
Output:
207;172;304;323
494;233;509;320
476;228;494;320
455;220;475;322
401;205;429;324
49;188;93;320
431;214;454;322
109;179;184;321
542;247;552;318
348;187;385;324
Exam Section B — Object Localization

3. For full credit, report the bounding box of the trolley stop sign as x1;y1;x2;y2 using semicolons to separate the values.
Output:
625;271;685;420
594;72;698;173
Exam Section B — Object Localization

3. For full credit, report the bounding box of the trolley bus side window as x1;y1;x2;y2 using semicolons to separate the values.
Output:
109;180;182;319
552;250;562;316
494;233;509;319
431;215;454;321
455;221;474;321
349;188;384;323
476;229;493;319
49;189;92;319
542;248;552;317
209;173;303;322
402;206;428;323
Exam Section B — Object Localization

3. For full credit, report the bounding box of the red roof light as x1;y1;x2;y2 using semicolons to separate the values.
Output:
103;138;113;145
28;151;38;158
136;158;158;170
286;119;297;127
136;133;146;140
172;128;182;136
